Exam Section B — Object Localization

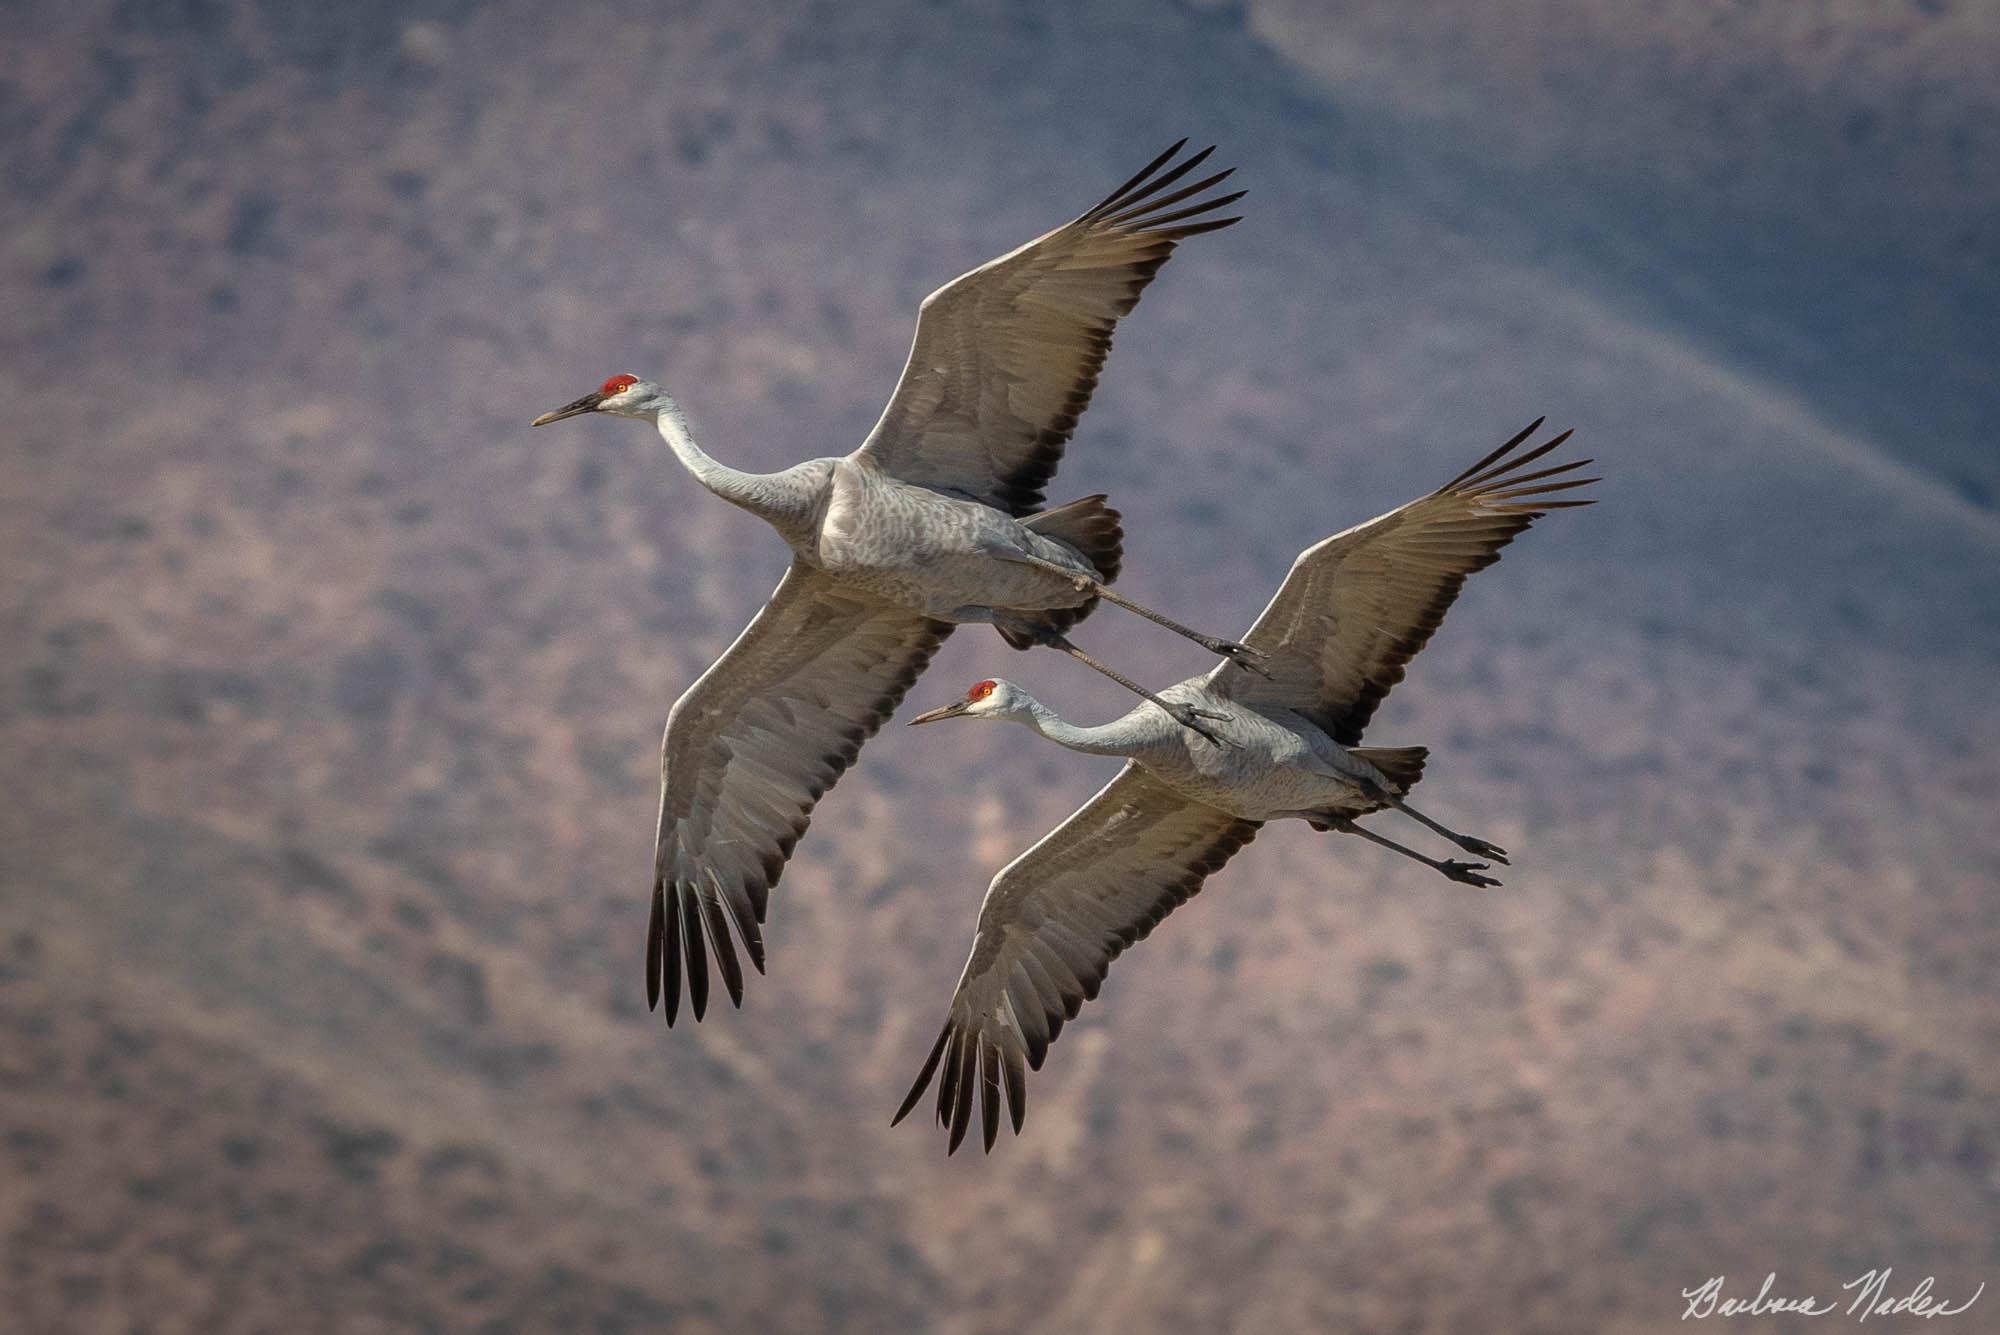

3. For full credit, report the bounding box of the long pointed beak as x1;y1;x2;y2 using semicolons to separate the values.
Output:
908;699;973;726
531;391;605;427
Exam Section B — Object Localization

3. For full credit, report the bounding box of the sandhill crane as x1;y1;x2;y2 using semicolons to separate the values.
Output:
530;143;1256;1024
894;420;1596;1152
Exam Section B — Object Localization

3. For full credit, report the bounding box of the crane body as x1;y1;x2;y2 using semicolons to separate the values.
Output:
812;456;1107;623
898;419;1599;1153
984;674;1411;819
530;142;1249;1023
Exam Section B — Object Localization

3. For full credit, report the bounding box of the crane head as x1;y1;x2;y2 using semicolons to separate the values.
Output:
531;373;651;425
909;678;1018;725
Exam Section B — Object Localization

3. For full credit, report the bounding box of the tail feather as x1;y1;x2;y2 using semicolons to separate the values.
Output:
1353;745;1427;797
1023;494;1122;583
1000;496;1124;650
1306;748;1429;830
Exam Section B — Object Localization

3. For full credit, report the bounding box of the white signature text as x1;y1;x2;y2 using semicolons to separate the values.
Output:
1682;1270;1984;1322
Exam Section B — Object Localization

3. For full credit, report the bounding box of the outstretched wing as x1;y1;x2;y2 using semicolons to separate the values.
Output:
851;141;1244;514
650;561;950;1023
893;765;1260;1154
1209;419;1597;746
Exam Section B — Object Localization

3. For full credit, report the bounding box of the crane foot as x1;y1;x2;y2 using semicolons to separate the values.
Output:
1441;860;1501;889
1455;834;1510;865
1168;703;1230;747
1203;638;1272;678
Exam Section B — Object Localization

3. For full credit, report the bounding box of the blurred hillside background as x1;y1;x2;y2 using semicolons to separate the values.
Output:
3;1;1997;1331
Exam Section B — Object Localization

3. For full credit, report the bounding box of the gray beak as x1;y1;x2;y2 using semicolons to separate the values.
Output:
531;391;606;427
908;699;973;726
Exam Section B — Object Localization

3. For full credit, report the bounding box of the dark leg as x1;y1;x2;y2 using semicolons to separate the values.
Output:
1364;788;1509;864
1330;817;1500;888
1040;633;1230;746
1009;553;1270;677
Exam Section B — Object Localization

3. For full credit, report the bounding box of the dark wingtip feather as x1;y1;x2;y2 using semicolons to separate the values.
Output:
1096;143;1216;220
1442;416;1546;491
935;1031;962;1129
947;1101;971;1155
715;876;767;977
1477;455;1593;492
698;891;745;1009
737;907;767;975
645;881;665;1012
1469;428;1573;486
1104;167;1237;227
1161;215;1242;239
1133;189;1248;232
945;1038;975;1154
1084;139;1189;217
681;889;708;1022
980;1044;1001;1153
1003;1049;1027;1134
1492;475;1599;502
893;1024;952;1126
662;882;683;1026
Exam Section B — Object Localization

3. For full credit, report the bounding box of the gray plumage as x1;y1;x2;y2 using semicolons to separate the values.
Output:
896;419;1598;1153
530;142;1245;1023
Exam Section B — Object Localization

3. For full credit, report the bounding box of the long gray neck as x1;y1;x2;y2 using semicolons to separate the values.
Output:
648;399;818;538
650;399;766;509
1014;698;1151;757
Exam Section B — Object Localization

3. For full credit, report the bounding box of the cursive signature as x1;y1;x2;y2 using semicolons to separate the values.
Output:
1682;1270;1985;1322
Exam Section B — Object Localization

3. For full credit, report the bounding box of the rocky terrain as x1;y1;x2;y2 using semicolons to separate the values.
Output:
2;0;1996;1331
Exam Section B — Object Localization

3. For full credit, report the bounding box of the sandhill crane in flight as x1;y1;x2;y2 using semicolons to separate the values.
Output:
894;420;1597;1152
531;143;1256;1025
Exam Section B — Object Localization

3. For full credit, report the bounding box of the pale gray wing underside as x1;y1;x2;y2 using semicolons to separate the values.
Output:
894;763;1261;1153
852;142;1243;514
648;561;951;1022
1210;420;1598;746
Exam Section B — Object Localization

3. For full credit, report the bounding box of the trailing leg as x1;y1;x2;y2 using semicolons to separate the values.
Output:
1363;786;1509;864
1005;552;1270;676
1321;816;1500;888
